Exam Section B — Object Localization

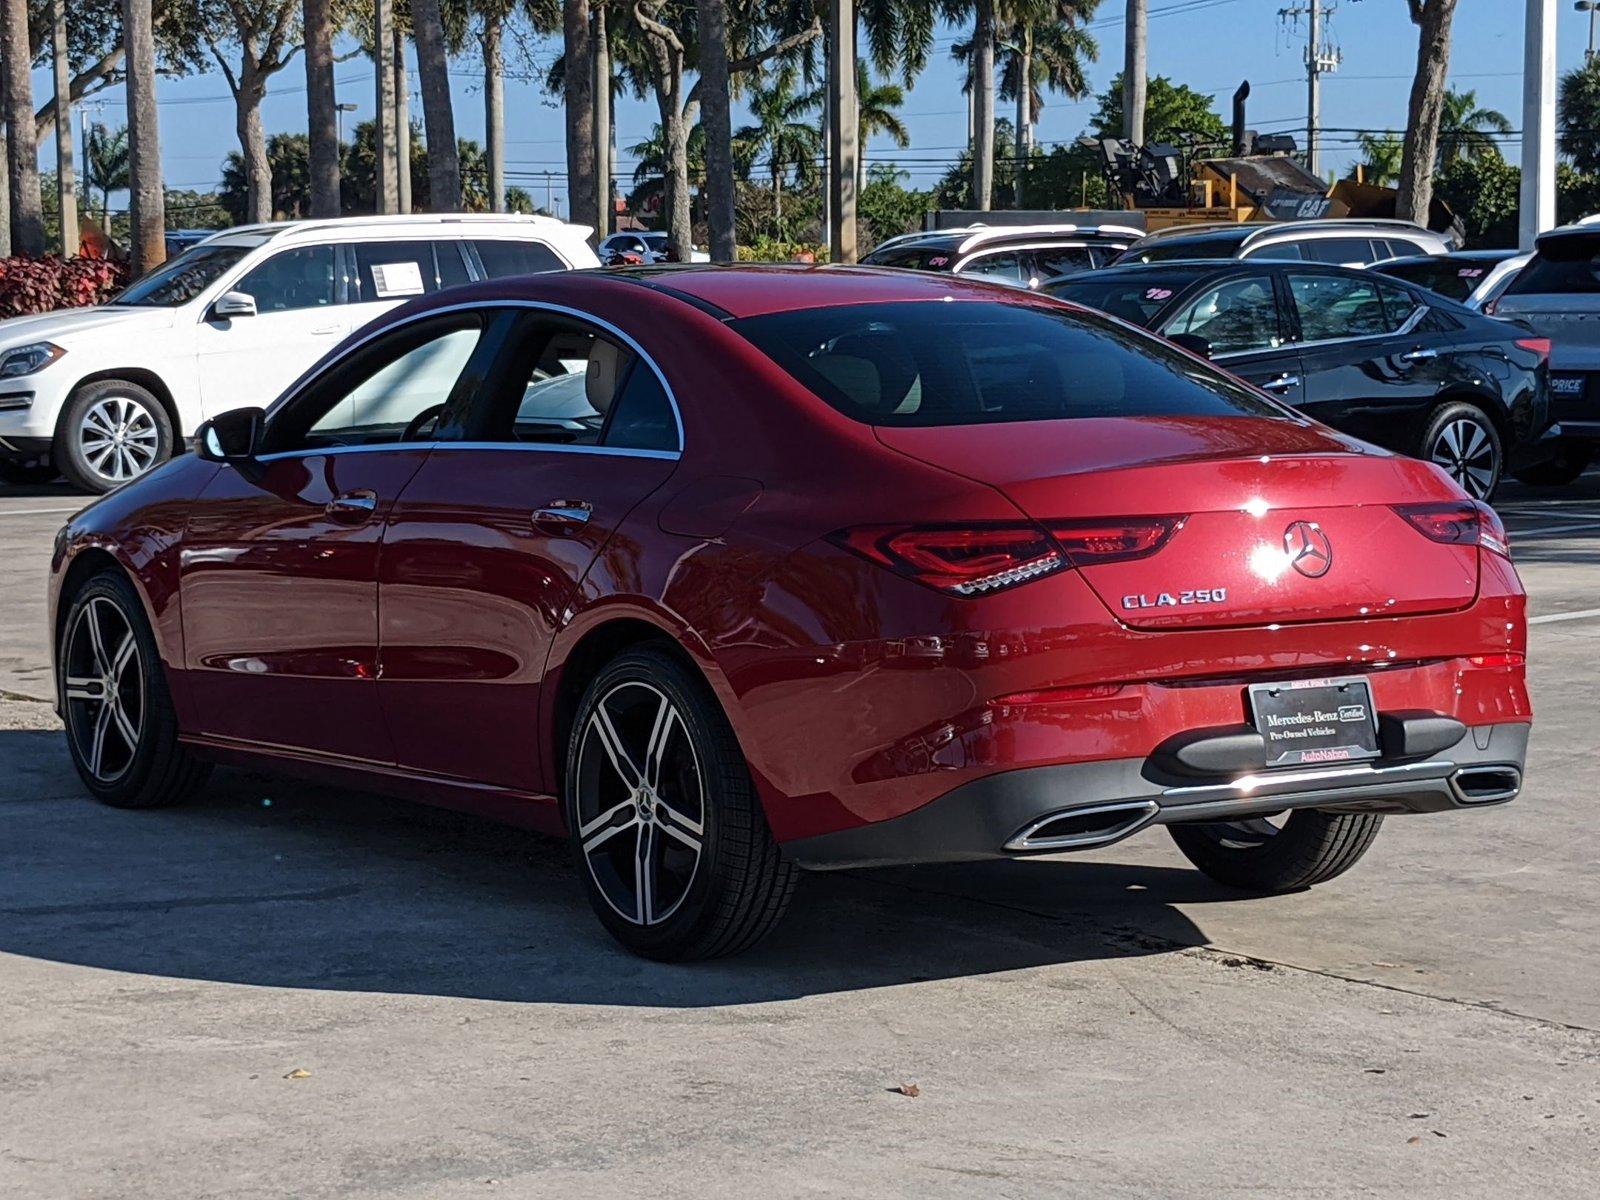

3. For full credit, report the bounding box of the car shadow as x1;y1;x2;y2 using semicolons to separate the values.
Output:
1;732;1235;1007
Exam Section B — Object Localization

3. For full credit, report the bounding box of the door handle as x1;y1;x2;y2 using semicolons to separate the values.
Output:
326;490;378;522
532;500;593;531
1261;374;1301;392
310;324;344;335
1399;347;1437;362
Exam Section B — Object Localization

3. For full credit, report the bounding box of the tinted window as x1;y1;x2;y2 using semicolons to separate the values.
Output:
114;244;252;307
1042;276;1181;325
436;241;472;289
1287;273;1389;340
862;245;956;271
1372;258;1479;301
605;366;678;452
1243;241;1302;261
733;300;1285;427
351;240;441;301
235;245;338;312
1300;237;1377;265
1165;275;1283;354
960;251;1026;283
1123;234;1248;262
473;238;565;278
1032;246;1096;281
1374;280;1424;328
1507;235;1600;295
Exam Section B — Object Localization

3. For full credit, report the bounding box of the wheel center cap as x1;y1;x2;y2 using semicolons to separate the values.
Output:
636;792;654;822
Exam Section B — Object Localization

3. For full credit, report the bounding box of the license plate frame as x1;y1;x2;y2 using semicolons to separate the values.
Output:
1248;676;1380;768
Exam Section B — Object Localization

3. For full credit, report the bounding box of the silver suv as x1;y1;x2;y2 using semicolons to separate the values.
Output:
1493;223;1600;485
1119;218;1453;267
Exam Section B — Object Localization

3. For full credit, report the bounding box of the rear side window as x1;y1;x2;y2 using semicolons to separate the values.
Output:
473;239;565;278
1507;235;1600;295
1286;273;1390;340
349;240;468;301
605;366;679;452
732;300;1284;426
960;251;1026;284
1032;246;1096;281
1300;237;1379;266
1244;241;1303;261
1373;258;1478;301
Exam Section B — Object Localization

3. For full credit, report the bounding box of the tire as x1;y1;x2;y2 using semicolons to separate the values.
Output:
1167;810;1383;893
1512;445;1593;487
564;646;797;960
58;570;210;809
55;379;173;494
0;459;58;485
1421;401;1501;500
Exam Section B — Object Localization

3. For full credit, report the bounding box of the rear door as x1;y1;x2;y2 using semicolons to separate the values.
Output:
1158;268;1306;407
1286;269;1450;442
342;238;474;333
376;306;680;790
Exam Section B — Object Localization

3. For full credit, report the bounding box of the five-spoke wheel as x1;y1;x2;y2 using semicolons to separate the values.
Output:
565;647;796;960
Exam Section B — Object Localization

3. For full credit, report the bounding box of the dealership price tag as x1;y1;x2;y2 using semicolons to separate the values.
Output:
370;261;426;297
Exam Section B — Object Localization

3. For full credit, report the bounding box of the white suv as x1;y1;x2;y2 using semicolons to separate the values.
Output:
0;213;598;492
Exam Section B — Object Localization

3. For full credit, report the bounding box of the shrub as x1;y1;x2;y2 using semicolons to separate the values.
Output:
737;239;829;263
0;256;128;319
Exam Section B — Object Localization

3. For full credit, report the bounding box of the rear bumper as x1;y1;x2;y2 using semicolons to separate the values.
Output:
783;720;1528;870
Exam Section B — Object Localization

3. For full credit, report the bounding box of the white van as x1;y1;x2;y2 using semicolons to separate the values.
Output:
0;213;598;491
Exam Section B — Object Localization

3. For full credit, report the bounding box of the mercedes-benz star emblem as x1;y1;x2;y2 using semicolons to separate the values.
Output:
1284;520;1333;578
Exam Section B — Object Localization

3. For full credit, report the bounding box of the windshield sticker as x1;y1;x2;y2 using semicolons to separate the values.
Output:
928;255;950;267
1458;268;1484;278
371;260;426;297
1144;287;1174;300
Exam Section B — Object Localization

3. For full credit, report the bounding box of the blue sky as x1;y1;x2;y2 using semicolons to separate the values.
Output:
38;0;1564;219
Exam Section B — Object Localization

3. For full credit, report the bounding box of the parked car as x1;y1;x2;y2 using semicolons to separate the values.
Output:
0;213;598;491
1117;218;1452;267
860;223;1144;287
1483;224;1600;485
1043;259;1550;499
598;231;710;264
51;266;1529;960
1369;250;1530;312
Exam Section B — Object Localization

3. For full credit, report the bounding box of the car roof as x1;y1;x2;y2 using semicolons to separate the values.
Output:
1376;249;1519;267
202;213;592;248
1133;218;1443;246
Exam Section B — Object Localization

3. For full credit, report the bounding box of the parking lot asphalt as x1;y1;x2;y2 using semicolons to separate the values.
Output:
1;476;1596;1198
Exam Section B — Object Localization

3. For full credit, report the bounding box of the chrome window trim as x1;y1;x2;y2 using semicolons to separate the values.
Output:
255;440;679;464
262;297;686;455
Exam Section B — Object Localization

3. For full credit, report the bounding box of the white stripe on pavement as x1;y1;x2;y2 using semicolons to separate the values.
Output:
1509;520;1600;537
0;506;79;517
1529;607;1600;626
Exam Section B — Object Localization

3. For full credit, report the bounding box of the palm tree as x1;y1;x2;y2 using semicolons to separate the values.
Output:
411;0;462;210
1;0;45;254
697;0;736;261
1355;131;1404;186
305;0;340;217
1396;0;1460;226
999;2;1099;205
803;63;909;194
1436;87;1510;166
123;0;165;270
969;0;997;209
563;0;597;230
85;124;131;232
736;68;822;227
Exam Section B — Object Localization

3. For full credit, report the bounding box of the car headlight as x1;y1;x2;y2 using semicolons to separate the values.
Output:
0;342;65;378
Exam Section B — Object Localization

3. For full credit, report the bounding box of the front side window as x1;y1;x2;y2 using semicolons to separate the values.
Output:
114;244;254;307
1164;275;1283;354
862;245;956;271
1244;241;1303;261
266;316;484;451
1287;273;1389;341
1043;274;1187;326
235;245;338;313
733;299;1286;426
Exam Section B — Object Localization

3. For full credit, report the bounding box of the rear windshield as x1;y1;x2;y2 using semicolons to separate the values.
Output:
732;300;1284;427
1372;258;1486;301
1507;235;1600;296
1041;275;1185;326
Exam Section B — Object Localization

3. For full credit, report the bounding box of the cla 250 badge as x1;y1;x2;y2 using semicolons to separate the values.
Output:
1122;588;1229;610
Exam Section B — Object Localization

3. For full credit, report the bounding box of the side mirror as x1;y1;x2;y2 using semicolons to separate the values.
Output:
210;290;257;320
196;407;265;464
1168;332;1213;359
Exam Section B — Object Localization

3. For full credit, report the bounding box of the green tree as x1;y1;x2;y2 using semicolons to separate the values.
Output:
1432;154;1519;247
859;172;930;245
83;121;129;231
734;67;822;227
1559;59;1600;174
1090;72;1226;145
1436;87;1510;166
1355;131;1404;186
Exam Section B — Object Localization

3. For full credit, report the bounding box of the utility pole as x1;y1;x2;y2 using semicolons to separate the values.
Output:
52;0;77;255
1123;0;1146;146
827;0;858;263
1279;2;1340;178
1521;0;1556;249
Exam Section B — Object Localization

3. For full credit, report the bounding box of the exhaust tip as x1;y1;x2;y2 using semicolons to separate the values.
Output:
1006;800;1161;853
1450;765;1522;805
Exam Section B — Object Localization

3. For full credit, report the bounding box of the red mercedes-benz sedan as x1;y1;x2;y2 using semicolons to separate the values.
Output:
49;266;1531;959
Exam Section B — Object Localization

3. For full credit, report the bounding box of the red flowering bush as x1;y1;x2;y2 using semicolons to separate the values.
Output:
0;256;128;319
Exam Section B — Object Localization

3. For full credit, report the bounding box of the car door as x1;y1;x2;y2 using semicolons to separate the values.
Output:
194;242;351;418
1285;268;1449;443
376;306;680;791
1158;269;1306;408
180;311;492;762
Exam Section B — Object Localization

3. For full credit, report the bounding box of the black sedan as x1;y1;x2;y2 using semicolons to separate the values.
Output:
1045;260;1551;499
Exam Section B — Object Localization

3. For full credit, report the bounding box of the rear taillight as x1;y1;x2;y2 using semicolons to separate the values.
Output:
1467;652;1525;668
830;516;1185;596
1515;336;1551;362
1392;501;1510;559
